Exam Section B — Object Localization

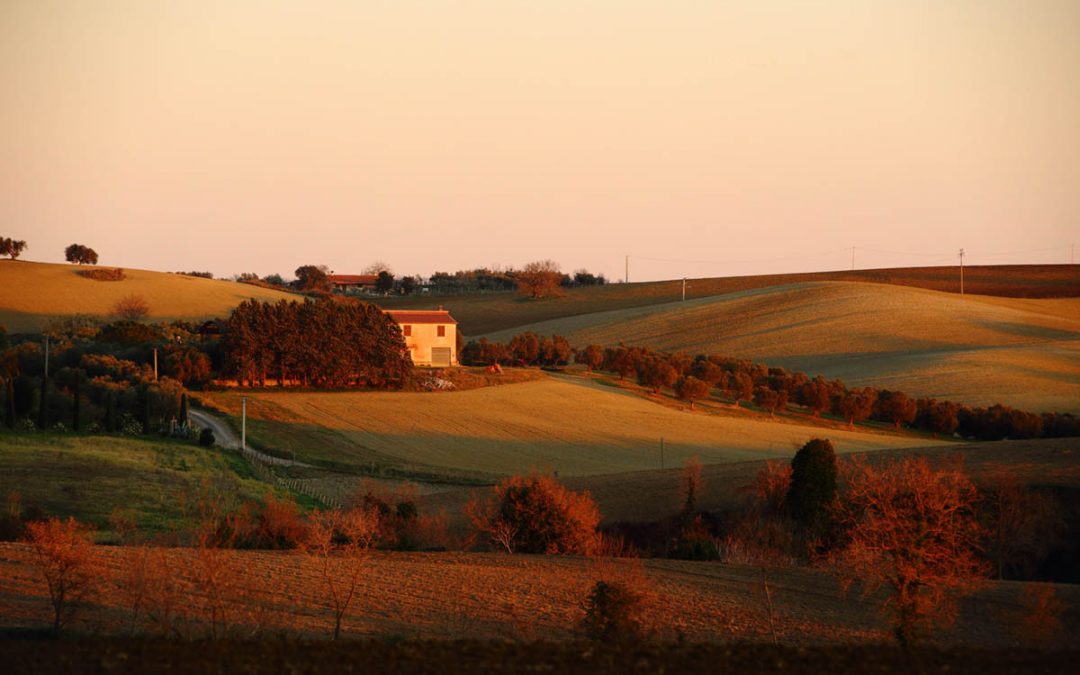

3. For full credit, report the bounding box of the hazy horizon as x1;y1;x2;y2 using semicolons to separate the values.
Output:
2;1;1078;281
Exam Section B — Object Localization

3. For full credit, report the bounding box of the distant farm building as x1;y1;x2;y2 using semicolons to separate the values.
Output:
386;309;458;367
329;274;378;291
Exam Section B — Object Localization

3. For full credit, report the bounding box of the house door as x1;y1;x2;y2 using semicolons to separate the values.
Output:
431;347;452;367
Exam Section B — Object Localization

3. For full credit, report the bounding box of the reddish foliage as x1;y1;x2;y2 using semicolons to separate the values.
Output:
24;517;100;631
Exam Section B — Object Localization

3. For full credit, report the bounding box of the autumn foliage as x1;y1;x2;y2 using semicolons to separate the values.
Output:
25;517;100;631
467;474;601;555
834;457;987;647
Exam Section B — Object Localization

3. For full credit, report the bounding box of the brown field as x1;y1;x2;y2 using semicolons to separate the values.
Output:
199;373;931;484
482;282;1080;414
377;264;1080;336
1;543;1077;650
0;260;296;332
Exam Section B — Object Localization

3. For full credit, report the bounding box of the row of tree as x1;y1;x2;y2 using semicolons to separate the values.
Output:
223;298;412;388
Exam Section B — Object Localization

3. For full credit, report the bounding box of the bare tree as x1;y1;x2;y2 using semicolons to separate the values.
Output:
25;517;101;632
113;294;150;321
303;507;380;640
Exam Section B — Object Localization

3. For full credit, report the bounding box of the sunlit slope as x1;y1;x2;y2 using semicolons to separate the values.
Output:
0;260;296;331
484;282;1080;413
229;376;928;478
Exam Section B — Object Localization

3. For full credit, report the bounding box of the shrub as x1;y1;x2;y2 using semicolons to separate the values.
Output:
78;268;125;281
581;580;647;643
112;294;150;321
25;517;100;631
199;428;216;447
466;474;600;554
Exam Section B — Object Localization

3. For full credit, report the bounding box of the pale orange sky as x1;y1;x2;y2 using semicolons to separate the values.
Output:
1;1;1077;281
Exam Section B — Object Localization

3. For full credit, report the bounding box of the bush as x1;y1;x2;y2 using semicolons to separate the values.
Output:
78;268;125;281
581;580;646;643
466;474;600;554
112;294;150;321
199;428;215;447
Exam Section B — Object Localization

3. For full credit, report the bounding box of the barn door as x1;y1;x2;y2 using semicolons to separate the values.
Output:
431;347;451;367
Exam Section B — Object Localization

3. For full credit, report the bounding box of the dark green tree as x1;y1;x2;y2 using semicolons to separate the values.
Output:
375;270;394;293
787;438;838;537
179;393;188;426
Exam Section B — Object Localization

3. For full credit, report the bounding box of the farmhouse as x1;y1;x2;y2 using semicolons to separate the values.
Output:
328;274;378;291
386;308;458;367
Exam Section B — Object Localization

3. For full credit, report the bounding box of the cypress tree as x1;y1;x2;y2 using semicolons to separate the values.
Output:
179;392;188;426
104;391;115;433
37;375;48;430
5;379;14;430
72;370;81;432
787;438;838;537
142;386;152;435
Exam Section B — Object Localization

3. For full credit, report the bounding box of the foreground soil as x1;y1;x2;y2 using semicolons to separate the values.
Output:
0;638;1075;675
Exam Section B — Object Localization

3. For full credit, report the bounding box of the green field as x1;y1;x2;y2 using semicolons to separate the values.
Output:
0;260;296;333
482;282;1080;414
0;432;277;535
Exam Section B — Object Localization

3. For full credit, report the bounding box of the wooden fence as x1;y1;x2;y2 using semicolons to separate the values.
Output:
237;445;343;509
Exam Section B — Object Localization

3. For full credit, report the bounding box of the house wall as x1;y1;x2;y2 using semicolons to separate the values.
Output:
402;322;457;366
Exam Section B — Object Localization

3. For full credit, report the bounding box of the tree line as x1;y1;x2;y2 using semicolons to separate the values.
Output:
223;298;412;388
462;334;1080;441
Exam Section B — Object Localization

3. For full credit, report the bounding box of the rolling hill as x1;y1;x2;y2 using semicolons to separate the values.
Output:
200;374;932;484
482;282;1080;414
0;260;297;332
377;264;1080;336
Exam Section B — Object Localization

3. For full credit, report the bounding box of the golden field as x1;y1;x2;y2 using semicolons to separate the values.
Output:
201;373;932;482
0;260;295;332
483;282;1080;414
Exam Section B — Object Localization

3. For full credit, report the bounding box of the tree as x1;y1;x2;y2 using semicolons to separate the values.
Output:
674;376;710;409
362;261;392;275
515;260;564;299
0;237;27;260
375;270;394;294
799;378;831;417
399;275;418;295
64;244;98;265
581;579;647;643
25;517;100;631
466;474;600;555
981;473;1063;580
753;386;788;417
877;390;916;430
838;388;875;428
681;456;703;515
294;265;330;292
834;457;986;648
787;438;837;537
729;372;753;407
575;344;604;372
112;294;150;321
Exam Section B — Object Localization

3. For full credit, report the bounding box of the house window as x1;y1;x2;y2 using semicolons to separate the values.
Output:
437;325;446;337
403;325;412;337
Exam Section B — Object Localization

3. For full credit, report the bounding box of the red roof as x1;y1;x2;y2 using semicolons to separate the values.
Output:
329;274;378;285
386;309;457;325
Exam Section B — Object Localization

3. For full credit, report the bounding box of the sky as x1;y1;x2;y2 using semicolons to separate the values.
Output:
1;0;1078;282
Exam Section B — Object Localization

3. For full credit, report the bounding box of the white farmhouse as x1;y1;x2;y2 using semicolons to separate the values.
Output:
385;308;458;367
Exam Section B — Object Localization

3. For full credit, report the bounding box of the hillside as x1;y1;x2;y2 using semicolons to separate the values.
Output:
200;374;931;485
0;260;297;332
376;264;1080;336
483;282;1080;414
0;433;274;535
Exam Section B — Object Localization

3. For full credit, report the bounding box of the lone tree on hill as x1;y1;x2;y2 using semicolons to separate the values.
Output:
787;438;838;537
0;237;27;260
516;259;564;299
64;243;98;265
834;456;986;648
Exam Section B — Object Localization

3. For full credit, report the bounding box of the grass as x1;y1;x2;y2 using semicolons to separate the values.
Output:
481;282;1080;414
0;432;279;536
0;260;297;333
198;371;932;495
376;264;1080;336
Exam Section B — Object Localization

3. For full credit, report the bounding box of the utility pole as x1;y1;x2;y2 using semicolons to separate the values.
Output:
1072;243;1075;265
851;246;855;271
625;255;629;284
959;245;967;291
681;277;687;302
43;335;49;378
241;396;247;453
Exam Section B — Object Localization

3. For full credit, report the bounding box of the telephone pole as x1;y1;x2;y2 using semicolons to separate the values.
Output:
851;246;855;271
959;248;965;295
625;255;629;284
681;277;687;302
